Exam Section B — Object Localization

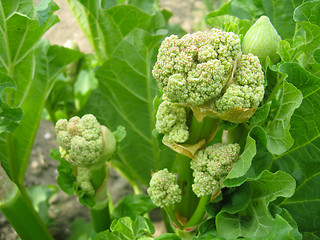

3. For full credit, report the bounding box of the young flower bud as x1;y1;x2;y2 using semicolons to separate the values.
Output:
147;169;182;208
242;16;281;64
55;114;116;168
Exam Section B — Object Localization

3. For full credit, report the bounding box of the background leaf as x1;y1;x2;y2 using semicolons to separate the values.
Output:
80;28;175;185
0;0;83;184
205;0;304;39
270;63;320;237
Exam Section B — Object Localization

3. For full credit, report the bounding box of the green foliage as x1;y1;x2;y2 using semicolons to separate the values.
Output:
216;171;296;239
112;194;156;220
95;216;155;240
0;0;82;184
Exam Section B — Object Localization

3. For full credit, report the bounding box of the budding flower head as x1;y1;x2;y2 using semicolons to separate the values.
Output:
55;114;116;167
242;16;281;64
147;169;182;208
191;143;240;197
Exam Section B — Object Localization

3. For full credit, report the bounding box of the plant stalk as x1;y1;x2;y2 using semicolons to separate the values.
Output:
89;163;112;232
0;177;54;240
174;115;218;222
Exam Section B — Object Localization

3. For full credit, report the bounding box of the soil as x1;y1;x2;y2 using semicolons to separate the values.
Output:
0;0;207;239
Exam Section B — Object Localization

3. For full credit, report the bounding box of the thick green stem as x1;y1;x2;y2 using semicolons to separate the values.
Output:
1;187;54;240
89;163;111;232
174;115;218;221
186;115;217;145
174;154;198;220
184;194;210;229
90;198;111;232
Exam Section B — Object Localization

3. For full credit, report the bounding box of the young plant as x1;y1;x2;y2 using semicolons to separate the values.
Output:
54;114;124;232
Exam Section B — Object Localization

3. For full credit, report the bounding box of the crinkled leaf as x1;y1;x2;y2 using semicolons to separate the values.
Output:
80;29;175;186
95;216;154;240
0;73;22;133
112;194;157;220
269;205;302;240
26;185;58;226
224;126;272;187
205;1;253;37
266;81;303;155
293;1;320;26
216;170;296;239
271;63;320;236
225;132;256;181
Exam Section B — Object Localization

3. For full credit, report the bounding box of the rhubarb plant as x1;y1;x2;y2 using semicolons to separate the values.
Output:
1;0;320;239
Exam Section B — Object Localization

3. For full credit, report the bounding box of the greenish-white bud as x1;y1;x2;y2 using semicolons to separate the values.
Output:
242;16;281;64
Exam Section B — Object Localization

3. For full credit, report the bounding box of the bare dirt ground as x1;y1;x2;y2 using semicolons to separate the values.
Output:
0;0;208;239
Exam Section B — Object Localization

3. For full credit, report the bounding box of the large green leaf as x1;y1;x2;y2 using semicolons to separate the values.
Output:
266;81;303;155
0;0;83;184
205;0;303;39
216;170;296;239
81;29;175;186
0;40;82;184
66;0;165;62
270;63;320;236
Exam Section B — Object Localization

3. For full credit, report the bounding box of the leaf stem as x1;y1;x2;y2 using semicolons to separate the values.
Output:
183;194;210;229
0;186;54;240
174;154;198;219
89;163;112;232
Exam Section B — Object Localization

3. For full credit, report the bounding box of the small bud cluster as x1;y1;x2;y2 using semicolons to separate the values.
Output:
215;53;264;112
55;114;103;167
156;101;189;143
147;169;182;208
152;28;241;106
76;167;95;196
190;143;240;197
